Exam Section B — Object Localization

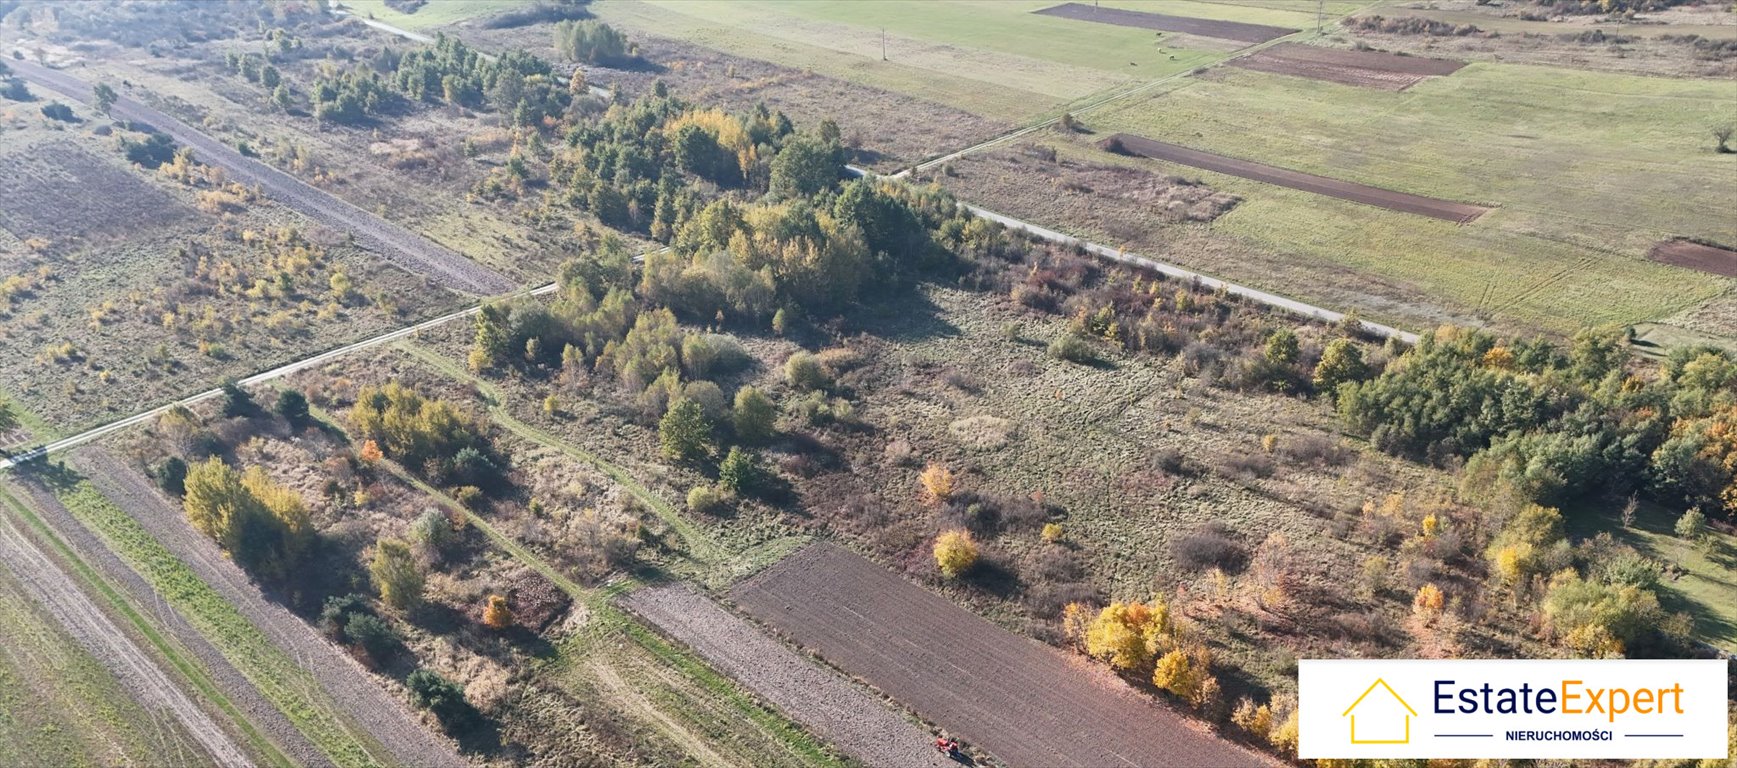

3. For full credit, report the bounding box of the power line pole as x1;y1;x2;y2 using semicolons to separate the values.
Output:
1317;0;1324;33
881;27;887;61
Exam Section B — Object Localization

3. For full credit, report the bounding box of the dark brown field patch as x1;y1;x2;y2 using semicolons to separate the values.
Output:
1103;133;1491;222
0;140;192;242
1229;42;1466;89
1650;239;1737;278
1035;2;1297;44
731;543;1270;768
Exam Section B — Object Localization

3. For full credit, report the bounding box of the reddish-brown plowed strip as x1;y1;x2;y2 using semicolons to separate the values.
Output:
622;585;952;768
1035;2;1296;44
1649;239;1737;278
1229;43;1465;90
731;543;1272;768
1105;133;1490;222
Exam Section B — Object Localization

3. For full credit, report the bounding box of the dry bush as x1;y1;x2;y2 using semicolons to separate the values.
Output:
1172;522;1248;574
1276;434;1351;466
1216;452;1275;480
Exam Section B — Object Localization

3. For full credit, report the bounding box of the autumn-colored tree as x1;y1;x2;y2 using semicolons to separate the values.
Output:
482;595;514;630
1231;698;1273;740
1082;599;1171;671
920;463;955;505
357;439;383;464
1412;583;1445;623
1060;602;1092;650
370;538;424;611
1312;338;1367;395
1151;646;1211;701
182;458;309;582
933;529;977;579
1041;522;1064;543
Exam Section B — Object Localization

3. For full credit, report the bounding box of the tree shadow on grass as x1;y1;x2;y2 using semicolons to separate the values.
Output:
839;286;960;344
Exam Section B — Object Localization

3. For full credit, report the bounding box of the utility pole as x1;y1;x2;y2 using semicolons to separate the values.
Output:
881;28;887;61
1317;0;1324;33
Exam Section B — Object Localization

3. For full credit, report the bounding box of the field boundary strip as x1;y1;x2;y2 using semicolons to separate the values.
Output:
1103;133;1492;222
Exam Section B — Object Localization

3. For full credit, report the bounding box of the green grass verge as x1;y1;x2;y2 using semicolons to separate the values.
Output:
27;477;390;768
1567;502;1737;653
0;482;294;768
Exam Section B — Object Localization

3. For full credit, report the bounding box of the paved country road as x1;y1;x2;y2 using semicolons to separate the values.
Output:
7;57;516;296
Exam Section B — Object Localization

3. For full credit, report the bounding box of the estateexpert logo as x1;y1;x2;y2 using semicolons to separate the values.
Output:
1299;659;1729;759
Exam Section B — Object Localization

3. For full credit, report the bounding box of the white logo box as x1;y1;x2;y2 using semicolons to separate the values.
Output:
1298;659;1729;759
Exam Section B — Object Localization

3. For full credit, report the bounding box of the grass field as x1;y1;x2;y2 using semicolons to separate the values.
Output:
1058;62;1735;335
590;0;1311;121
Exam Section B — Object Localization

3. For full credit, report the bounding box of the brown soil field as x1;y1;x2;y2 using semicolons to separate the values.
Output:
732;543;1272;768
9;58;515;296
1035;2;1297;44
622;584;952;768
1650;239;1737;278
1104;133;1491;222
1229;42;1465;89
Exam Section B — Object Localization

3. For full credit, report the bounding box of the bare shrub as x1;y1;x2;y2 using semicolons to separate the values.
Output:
1172;522;1248;574
1217;452;1275;480
1277;434;1351;466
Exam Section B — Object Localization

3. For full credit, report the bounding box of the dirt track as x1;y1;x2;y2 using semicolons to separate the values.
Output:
1230;43;1465;90
0;506;252;767
6;475;330;767
732;543;1273;768
73;450;466;768
1035;2;1296;44
622;584;953;768
7;58;514;296
1649;239;1737;278
1105;133;1490;222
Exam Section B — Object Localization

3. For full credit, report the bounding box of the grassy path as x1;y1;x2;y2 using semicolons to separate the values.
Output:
394;340;730;568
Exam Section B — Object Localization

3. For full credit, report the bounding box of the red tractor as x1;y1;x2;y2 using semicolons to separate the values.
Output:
933;736;962;760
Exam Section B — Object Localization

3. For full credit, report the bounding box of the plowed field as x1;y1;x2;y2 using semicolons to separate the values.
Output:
1229;43;1465;90
732;543;1270;768
1650;239;1737;278
1104;133;1490;222
1035;2;1296;44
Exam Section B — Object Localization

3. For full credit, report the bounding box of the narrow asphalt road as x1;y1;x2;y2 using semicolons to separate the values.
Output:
7;57;516;296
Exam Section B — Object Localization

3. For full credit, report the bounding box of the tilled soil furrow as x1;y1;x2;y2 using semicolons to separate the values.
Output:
8;58;514;296
1034;2;1296;44
0;511;252;767
733;543;1274;768
76;449;466;768
6;476;329;767
622;584;953;768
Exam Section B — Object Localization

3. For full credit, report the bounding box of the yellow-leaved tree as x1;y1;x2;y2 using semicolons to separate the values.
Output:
933;529;977;579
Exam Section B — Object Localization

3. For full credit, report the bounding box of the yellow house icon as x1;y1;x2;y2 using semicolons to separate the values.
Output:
1342;678;1417;744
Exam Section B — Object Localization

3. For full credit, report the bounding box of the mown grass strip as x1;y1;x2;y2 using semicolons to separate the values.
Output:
0;481;295;768
26;476;391;768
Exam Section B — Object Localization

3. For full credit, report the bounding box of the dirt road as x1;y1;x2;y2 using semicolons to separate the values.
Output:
0;508;253;766
4;476;327;767
623;584;953;768
734;543;1275;768
76;450;466;768
7;58;514;296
